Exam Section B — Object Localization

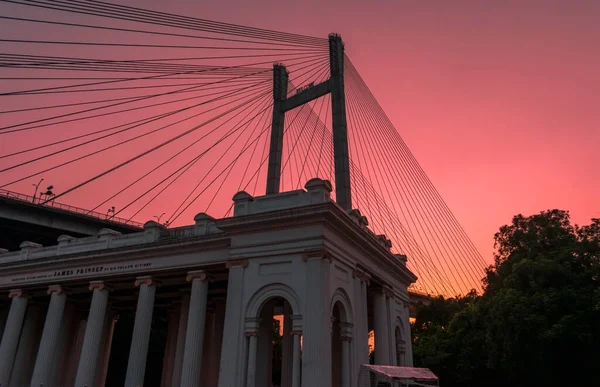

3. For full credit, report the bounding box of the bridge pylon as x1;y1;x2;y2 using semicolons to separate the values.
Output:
265;34;352;211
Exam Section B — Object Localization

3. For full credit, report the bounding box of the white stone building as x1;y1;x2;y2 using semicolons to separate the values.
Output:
0;178;416;387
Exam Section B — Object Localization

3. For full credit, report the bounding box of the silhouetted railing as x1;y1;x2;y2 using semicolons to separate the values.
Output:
0;189;143;228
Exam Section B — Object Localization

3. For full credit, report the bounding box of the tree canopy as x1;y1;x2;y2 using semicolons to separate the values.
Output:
412;210;600;386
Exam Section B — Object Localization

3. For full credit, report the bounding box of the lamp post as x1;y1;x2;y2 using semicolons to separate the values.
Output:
154;213;166;223
32;178;44;203
107;206;115;219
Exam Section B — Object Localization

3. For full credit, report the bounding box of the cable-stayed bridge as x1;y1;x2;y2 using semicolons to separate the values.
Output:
0;0;487;297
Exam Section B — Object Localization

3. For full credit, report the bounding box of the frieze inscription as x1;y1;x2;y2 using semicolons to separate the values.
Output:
9;262;152;283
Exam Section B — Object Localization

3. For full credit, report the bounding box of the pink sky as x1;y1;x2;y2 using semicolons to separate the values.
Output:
1;0;599;272
128;0;599;262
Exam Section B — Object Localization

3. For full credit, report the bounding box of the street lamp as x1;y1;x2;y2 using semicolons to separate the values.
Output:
32;178;44;203
107;206;115;219
39;185;55;204
154;212;166;223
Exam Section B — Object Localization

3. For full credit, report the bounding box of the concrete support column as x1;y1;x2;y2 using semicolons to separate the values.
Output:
217;259;248;387
0;290;28;386
161;307;179;387
373;289;390;365
124;276;159;387
31;285;67;387
281;303;292;387
245;332;259;387
181;270;210;386
8;305;40;387
75;281;111;387
171;292;189;387
301;253;332;387
329;34;352;210
291;332;302;387
266;64;289;194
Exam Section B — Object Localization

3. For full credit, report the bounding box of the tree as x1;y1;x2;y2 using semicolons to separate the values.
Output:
413;210;600;387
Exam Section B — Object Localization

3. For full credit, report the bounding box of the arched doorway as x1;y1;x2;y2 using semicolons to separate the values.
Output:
245;285;302;387
331;300;352;387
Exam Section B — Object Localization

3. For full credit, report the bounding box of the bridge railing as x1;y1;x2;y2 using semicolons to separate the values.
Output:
0;189;143;229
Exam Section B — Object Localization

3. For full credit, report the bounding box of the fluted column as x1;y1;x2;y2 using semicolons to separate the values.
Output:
301;253;332;386
0;290;28;386
217;259;248;387
171;292;189;387
124;276;159;387
31;285;68;387
75;281;111;387
373;288;390;365
181;270;210;386
245;332;258;387
9;306;41;387
291;331;302;387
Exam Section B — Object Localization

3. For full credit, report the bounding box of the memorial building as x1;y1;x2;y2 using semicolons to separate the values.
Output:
0;179;416;387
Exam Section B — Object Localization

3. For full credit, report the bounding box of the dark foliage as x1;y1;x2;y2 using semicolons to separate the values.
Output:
412;210;600;386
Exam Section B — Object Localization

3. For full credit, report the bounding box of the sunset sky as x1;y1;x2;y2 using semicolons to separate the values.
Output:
2;0;599;271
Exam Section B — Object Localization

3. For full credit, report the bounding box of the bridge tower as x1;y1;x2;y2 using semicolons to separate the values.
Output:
266;34;352;210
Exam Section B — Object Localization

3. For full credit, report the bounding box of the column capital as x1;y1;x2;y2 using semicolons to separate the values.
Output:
383;285;394;298
340;335;353;342
186;270;210;282
47;284;69;295
135;276;162;287
290;330;303;336
8;288;29;298
302;250;332;263
352;268;371;284
89;280;113;292
226;258;248;269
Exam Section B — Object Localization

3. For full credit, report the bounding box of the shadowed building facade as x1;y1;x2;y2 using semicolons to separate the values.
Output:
0;178;415;387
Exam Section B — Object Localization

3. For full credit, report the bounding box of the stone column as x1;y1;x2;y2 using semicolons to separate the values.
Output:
341;323;353;387
181;270;210;386
245;332;259;387
50;303;75;386
124;276;159;387
64;317;86;387
218;259;248;387
385;289;395;363
75;281;111;387
208;299;226;387
373;288;390;365
301;253;332;386
8;305;40;387
161;307;179;387
0;290;28;386
353;269;370;369
257;303;273;387
291;332;302;387
31;285;68;387
97;313;118;387
281;302;293;387
171;292;189;387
